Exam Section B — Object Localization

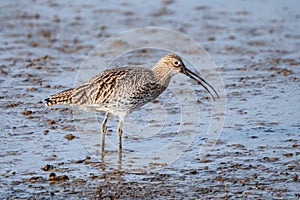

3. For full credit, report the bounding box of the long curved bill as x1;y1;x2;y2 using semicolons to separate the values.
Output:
182;67;219;101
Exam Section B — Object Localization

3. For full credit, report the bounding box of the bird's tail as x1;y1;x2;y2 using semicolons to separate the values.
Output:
45;88;74;107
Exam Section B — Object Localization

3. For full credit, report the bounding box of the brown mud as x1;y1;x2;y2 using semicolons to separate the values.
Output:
1;0;299;199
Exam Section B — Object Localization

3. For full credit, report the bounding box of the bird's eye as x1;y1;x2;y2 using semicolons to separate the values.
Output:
173;61;180;66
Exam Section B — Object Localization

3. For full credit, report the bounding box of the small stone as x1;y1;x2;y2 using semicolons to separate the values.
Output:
47;120;56;125
189;169;198;175
56;175;69;181
207;36;216;41
292;174;298;181
292;144;299;148
64;134;75;140
49;172;56;180
41;164;54;171
28;176;43;182
199;158;212;163
215;176;225;182
283;153;293;157
22;109;32;115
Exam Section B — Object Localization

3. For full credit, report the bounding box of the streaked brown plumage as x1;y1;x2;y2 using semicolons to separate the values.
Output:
45;54;219;153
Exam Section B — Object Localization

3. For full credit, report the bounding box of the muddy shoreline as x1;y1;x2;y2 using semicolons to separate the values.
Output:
1;0;299;199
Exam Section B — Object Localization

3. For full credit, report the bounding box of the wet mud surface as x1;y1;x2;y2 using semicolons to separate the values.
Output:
1;0;300;199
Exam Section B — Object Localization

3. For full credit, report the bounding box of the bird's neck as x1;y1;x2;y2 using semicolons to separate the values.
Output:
152;65;176;86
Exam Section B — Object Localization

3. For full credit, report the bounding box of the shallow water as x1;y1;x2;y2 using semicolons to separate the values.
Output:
1;0;299;199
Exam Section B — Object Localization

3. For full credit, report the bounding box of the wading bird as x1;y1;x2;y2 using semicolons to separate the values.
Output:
45;54;219;153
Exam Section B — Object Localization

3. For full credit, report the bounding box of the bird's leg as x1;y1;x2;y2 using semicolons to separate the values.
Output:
117;116;125;153
118;151;122;171
101;113;110;154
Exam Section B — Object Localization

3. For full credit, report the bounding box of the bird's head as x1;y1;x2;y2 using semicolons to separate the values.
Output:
157;54;219;100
